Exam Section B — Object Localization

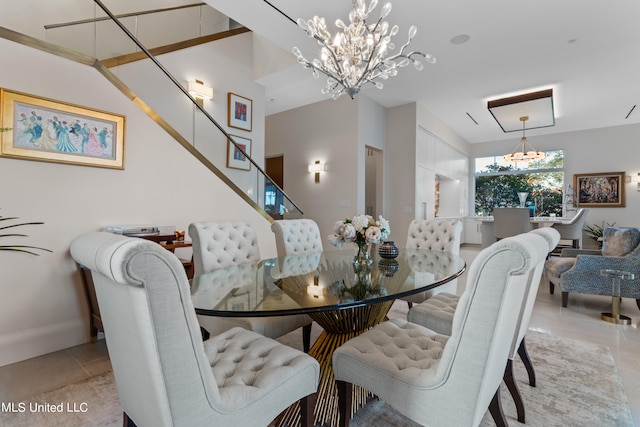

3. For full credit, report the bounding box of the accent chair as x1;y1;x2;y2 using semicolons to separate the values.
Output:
70;231;319;427
544;226;640;309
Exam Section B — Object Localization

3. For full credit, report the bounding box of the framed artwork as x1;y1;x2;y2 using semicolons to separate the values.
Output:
227;92;252;131
226;134;252;171
0;88;125;169
574;171;625;207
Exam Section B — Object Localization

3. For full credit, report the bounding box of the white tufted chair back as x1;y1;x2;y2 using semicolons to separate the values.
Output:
271;219;323;257
69;232;319;427
405;219;463;255
189;221;260;276
188;221;313;351
332;232;550;427
403;219;463;302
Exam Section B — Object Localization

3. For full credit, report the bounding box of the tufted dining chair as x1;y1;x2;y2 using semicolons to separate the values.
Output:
401;219;463;307
271;219;323;257
407;227;560;423
333;231;550;427
492;207;534;239
189;221;313;351
70;231;319;427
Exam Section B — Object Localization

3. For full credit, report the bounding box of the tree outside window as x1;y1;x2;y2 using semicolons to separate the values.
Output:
474;150;564;216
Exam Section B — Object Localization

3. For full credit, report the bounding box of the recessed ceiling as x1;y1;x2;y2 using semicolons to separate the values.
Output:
488;89;555;132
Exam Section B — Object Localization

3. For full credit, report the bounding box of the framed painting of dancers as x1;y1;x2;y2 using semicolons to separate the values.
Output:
0;88;125;169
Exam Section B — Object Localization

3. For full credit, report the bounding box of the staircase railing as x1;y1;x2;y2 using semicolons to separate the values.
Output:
46;0;303;220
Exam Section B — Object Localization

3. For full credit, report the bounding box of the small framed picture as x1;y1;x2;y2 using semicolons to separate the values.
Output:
226;134;252;171
0;88;125;169
227;92;252;132
574;171;625;207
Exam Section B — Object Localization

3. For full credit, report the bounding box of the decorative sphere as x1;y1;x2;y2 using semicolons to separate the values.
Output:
378;241;399;259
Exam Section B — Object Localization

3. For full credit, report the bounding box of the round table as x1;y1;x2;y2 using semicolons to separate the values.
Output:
600;269;635;325
191;248;466;426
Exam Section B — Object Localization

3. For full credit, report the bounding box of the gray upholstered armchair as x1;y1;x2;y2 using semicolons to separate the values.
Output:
544;226;640;309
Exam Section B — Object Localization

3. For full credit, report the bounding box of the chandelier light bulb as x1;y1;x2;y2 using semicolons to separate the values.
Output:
292;0;435;99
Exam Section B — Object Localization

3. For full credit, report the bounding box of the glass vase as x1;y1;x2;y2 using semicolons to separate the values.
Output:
353;242;373;269
517;192;529;208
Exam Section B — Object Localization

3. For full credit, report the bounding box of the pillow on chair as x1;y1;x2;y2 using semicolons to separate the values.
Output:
602;228;640;257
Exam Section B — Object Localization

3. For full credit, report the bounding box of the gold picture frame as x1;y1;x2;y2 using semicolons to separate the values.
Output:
573;171;625;208
0;88;125;169
226;134;252;171
227;92;252;132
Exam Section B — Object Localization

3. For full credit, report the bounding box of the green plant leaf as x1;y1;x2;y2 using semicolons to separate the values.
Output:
0;211;50;255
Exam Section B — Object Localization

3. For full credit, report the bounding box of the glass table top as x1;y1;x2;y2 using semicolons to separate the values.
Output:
190;248;466;317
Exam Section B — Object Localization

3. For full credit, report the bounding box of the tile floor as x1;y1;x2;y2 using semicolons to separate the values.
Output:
0;245;638;425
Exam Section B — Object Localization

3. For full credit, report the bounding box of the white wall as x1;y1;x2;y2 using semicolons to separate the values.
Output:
0;37;275;366
265;97;360;244
385;103;417;243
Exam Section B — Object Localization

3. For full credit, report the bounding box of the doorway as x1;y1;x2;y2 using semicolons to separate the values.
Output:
365;146;383;218
265;155;284;219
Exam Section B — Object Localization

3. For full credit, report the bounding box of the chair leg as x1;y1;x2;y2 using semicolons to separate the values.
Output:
299;392;317;427
302;323;312;353
336;380;352;427
518;338;536;387
407;301;413;309
549;282;555;294
123;412;137;427
572;239;580;248
562;292;569;307
488;387;508;427
636;299;640;311
200;327;210;341
503;359;525;423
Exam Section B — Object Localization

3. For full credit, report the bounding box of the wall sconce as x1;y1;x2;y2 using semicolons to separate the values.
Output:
308;160;326;183
627;172;640;191
187;79;213;107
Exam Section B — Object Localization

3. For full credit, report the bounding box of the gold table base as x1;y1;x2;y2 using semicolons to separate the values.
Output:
599;269;635;326
275;301;394;427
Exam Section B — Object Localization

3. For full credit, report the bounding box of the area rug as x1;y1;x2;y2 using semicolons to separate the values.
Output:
0;332;633;427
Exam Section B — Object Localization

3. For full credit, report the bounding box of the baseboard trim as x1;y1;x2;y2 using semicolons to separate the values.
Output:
0;318;88;367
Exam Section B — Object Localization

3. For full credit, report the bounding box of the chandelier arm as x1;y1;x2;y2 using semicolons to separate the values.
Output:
307;60;351;92
352;23;388;89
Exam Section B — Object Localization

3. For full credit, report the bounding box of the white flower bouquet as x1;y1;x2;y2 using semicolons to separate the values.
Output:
328;214;390;248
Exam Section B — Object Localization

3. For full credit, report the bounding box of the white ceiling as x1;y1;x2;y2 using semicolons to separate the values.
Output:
3;1;639;144
205;0;640;143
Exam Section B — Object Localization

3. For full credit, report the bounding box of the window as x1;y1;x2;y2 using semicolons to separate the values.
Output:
474;150;564;216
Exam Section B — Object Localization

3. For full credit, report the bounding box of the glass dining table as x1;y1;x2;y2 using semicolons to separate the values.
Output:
190;248;466;426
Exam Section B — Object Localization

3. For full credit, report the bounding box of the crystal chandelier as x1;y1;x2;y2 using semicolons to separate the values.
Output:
292;0;435;99
503;116;546;163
